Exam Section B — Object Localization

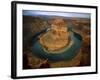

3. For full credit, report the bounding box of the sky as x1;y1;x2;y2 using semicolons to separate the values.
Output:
23;10;91;19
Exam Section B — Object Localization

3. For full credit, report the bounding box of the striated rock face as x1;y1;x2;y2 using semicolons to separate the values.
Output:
39;18;70;51
23;16;91;69
23;16;48;49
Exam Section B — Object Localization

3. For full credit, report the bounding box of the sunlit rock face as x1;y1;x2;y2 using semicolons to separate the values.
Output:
39;18;70;51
